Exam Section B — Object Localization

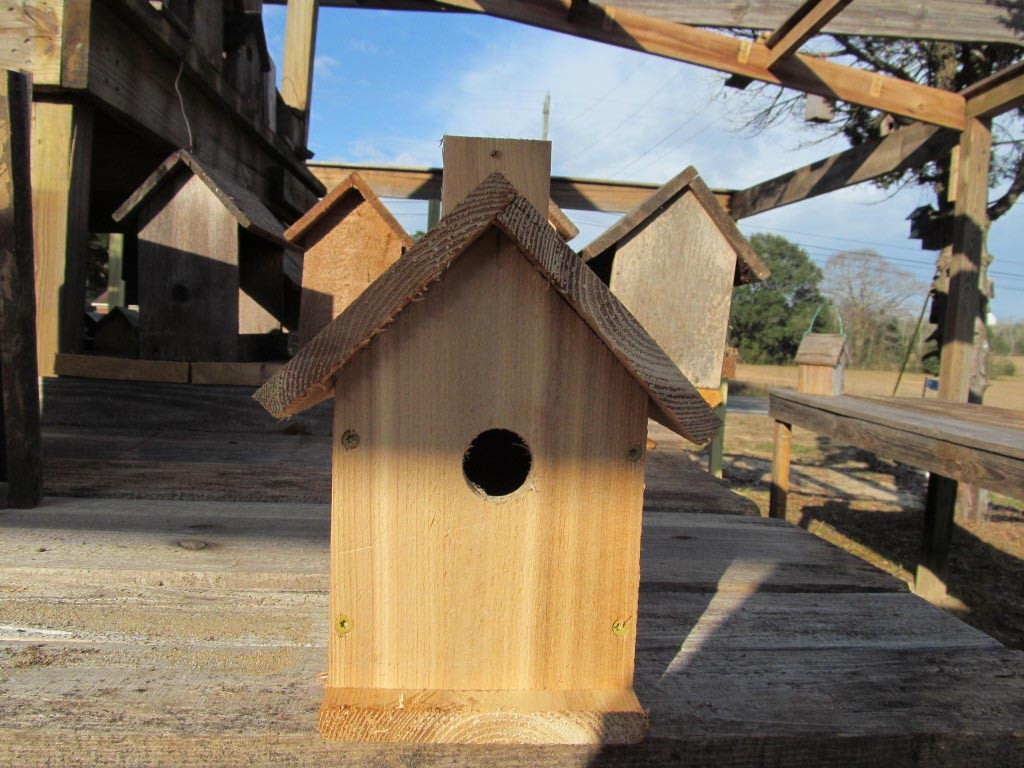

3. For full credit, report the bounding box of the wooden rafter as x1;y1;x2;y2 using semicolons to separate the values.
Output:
308;162;733;212
730;122;959;219
962;60;1024;119
287;0;1024;46
389;0;964;129
764;0;855;67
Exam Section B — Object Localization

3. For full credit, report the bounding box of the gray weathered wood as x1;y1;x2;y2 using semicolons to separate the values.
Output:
0;70;42;507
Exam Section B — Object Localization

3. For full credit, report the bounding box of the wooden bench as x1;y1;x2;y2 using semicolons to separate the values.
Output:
769;389;1024;600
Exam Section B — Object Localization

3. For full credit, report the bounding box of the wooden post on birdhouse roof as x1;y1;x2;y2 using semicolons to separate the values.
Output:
253;139;720;745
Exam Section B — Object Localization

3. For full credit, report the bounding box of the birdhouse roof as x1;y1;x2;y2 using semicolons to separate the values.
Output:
284;171;414;247
579;166;770;286
112;150;289;247
254;173;721;445
795;333;847;366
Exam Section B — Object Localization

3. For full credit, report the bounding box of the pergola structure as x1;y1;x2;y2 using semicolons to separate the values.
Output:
272;0;1024;414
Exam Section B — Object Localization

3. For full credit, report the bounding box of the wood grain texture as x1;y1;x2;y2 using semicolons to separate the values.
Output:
136;174;240;362
255;173;720;445
964;60;1024;119
2;494;1023;765
324;230;650;738
281;0;318;116
599;189;738;390
286;172;412;349
769;391;1024;500
300;0;1024;45
318;688;648;744
0;0;63;85
54;353;190;383
30;100;92;376
939;117;991;404
441;135;551;213
547;198;579;240
0;70;42;507
582;167;766;285
426;0;966;129
730;122;959;220
113;151;289;247
309;161;730;213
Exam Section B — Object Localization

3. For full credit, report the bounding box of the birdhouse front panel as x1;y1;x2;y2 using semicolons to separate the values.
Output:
609;190;738;390
296;192;407;349
326;227;649;694
137;172;241;362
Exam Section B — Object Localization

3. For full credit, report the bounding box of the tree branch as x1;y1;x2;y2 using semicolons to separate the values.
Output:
988;152;1024;221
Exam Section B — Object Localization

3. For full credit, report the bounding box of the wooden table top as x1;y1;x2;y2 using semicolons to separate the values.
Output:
0;379;1021;766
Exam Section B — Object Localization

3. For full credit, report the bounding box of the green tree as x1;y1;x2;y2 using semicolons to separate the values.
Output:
729;233;828;364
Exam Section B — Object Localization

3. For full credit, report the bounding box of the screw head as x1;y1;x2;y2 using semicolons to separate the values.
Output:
612;618;629;637
335;615;352;637
627;444;643;462
341;429;360;450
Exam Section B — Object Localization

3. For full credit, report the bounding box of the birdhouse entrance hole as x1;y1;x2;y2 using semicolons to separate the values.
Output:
462;428;531;498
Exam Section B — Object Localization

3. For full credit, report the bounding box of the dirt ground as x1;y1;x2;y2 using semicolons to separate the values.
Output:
712;365;1024;650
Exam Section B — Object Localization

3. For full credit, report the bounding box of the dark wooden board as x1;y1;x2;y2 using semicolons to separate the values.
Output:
0;70;42;507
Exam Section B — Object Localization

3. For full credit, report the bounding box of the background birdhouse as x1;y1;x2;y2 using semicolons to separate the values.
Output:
795;333;848;395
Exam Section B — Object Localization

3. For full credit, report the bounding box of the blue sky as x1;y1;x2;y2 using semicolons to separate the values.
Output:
264;6;1024;320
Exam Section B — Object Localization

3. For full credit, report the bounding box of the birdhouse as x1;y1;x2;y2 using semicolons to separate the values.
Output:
113;150;299;362
285;171;413;350
93;306;139;358
254;174;720;745
795;333;847;395
581;166;769;391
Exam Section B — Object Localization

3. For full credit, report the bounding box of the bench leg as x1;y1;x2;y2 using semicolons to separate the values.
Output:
769;420;792;519
708;381;728;479
916;473;957;602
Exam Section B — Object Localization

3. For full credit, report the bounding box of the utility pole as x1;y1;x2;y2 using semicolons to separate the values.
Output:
541;92;550;140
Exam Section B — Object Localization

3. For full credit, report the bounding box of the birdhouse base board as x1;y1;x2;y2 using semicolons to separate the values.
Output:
317;687;649;744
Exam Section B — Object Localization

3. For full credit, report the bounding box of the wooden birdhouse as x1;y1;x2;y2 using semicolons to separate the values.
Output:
581;166;769;391
285;171;413;350
795;333;847;395
92;306;139;358
113;150;299;362
254;173;720;745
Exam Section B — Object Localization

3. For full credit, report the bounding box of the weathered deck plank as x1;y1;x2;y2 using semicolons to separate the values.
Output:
0;379;1021;765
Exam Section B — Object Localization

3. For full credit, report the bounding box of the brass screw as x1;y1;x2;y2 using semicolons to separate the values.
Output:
335;615;352;637
341;430;360;450
612;618;629;637
627;444;643;462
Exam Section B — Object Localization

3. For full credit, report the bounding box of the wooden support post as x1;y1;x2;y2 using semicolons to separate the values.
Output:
916;474;957;602
30;100;93;377
441;135;551;213
938;116;991;403
426;198;440;230
708;380;728;479
0;71;43;507
281;0;319;141
106;233;126;309
769;420;792;519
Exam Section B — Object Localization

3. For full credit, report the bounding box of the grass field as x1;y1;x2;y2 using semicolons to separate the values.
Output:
712;364;1024;649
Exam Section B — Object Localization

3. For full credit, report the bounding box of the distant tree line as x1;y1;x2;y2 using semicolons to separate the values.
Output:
729;233;1019;377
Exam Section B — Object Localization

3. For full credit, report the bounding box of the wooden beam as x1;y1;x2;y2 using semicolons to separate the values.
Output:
963;60;1024;119
764;0;855;68
308;162;730;212
939;116;991;404
730;122;960;219
354;0;969;128
0;71;43;507
31;100;93;377
281;0;319;137
293;0;1024;46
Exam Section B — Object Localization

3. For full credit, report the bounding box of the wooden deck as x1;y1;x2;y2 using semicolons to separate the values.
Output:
1;379;1023;765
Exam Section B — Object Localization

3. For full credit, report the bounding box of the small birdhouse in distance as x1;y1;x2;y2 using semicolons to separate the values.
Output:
795;333;847;395
254;173;720;745
113;150;298;362
581;166;769;391
285;171;413;350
